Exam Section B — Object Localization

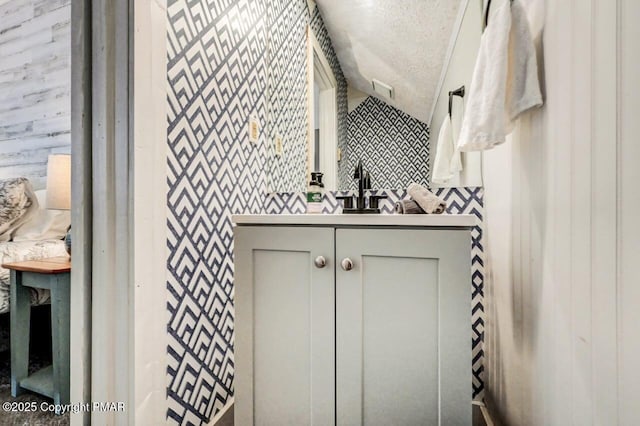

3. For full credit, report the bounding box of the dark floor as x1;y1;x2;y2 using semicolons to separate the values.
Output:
216;404;234;426
0;307;69;426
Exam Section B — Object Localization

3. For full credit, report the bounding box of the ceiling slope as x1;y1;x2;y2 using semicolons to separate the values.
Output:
315;0;461;123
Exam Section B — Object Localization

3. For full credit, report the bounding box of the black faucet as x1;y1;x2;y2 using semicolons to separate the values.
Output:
337;160;387;214
354;161;366;209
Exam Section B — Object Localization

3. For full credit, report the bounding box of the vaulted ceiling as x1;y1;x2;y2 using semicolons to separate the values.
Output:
314;0;462;123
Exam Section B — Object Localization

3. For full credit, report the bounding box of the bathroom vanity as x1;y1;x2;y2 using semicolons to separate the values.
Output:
233;214;476;425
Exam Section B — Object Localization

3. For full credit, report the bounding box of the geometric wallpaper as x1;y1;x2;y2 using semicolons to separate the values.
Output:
166;0;267;423
344;96;431;191
266;1;348;192
266;0;310;192
166;0;484;424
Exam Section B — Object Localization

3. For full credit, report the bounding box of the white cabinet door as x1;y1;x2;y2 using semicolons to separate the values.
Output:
336;228;471;426
234;226;335;426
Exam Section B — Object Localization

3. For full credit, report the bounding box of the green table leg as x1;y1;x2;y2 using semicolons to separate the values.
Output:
10;270;30;397
50;272;70;409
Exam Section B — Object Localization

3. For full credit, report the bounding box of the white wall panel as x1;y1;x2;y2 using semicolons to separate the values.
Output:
483;0;637;424
133;0;169;424
618;0;640;423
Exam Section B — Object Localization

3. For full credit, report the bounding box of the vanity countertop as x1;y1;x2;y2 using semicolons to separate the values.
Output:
232;214;477;228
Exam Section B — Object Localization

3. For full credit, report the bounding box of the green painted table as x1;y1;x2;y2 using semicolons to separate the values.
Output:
4;257;71;411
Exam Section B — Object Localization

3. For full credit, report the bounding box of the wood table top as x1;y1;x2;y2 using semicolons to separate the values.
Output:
2;257;71;274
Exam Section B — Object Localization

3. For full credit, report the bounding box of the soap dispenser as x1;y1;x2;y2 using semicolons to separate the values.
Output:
306;172;325;214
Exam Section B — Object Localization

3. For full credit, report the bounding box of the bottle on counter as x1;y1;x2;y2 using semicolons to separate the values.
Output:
306;172;325;214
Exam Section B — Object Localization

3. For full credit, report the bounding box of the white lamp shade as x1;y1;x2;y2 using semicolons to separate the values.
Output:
46;154;71;210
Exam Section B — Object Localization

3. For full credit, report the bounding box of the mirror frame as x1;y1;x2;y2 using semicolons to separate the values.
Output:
307;26;338;190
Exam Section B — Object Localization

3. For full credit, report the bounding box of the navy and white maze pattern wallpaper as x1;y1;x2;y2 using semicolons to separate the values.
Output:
167;0;268;423
167;0;484;424
266;0;309;193
345;96;431;191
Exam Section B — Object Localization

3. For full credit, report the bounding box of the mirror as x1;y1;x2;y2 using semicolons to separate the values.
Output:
309;27;339;190
266;0;484;192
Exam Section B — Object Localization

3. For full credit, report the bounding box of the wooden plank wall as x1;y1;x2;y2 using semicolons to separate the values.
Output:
482;0;640;424
0;0;71;190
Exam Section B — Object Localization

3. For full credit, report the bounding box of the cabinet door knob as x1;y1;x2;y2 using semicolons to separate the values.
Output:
314;256;327;269
341;258;354;271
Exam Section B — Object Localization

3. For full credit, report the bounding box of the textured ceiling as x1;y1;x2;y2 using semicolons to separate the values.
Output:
315;0;462;123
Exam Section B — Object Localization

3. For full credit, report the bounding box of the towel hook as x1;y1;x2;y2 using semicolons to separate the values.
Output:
448;85;465;117
485;0;514;29
484;0;492;28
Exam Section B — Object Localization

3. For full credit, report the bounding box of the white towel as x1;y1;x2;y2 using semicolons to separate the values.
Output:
457;1;512;152
432;115;462;184
505;0;542;130
450;96;463;173
458;0;542;152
